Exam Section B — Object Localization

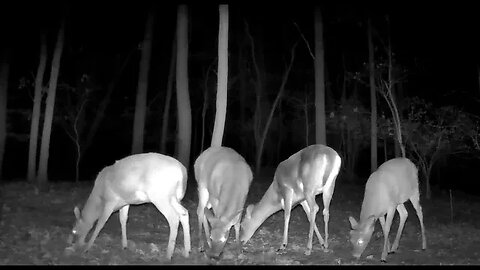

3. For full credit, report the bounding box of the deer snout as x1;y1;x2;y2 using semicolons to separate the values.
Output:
207;241;226;259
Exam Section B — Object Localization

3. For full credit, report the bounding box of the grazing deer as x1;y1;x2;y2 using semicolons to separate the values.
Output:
349;157;427;262
240;144;341;255
69;153;191;260
194;146;253;259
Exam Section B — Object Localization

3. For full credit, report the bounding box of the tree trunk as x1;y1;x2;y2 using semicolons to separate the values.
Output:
82;50;134;158
0;50;10;180
176;5;192;168
37;19;65;188
238;42;247;152
314;6;326;145
132;11;154;154
211;4;229;147
160;34;176;154
368;17;377;172
304;89;309;146
27;34;48;182
244;21;265;170
393;82;404;158
254;43;297;174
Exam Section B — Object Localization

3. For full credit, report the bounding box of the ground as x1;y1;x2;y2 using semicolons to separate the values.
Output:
1;173;479;265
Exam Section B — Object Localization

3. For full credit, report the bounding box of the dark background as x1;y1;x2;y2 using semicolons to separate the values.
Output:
1;1;479;194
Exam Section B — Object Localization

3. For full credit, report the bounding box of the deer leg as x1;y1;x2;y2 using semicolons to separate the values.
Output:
391;204;408;253
322;189;334;249
300;200;324;248
118;205;130;249
304;194;320;255
279;188;294;251
197;187;209;252
379;208;395;262
85;204;115;252
410;193;427;250
171;198;191;258
153;201;179;260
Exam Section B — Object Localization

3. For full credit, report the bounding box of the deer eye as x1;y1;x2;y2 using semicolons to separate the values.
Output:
211;235;227;243
357;239;364;246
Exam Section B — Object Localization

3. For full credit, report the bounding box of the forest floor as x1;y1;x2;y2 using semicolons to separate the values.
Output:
1;172;480;265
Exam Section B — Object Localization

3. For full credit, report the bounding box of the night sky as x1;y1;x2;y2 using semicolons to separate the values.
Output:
1;1;480;187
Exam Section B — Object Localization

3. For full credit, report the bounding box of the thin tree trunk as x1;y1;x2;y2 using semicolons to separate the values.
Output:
238;44;247;151
82;50;134;158
37;19;65;188
314;6;326;145
132;11;154;154
200;68;209;153
27;34;47;182
211;4;229;147
0;50;10;180
244;21;265;168
304;89;309;146
255;43;297;174
160;34;176;154
176;5;192;168
385;15;405;158
368;17;377;172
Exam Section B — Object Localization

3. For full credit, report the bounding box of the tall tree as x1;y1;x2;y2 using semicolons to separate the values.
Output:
82;49;135;158
314;6;326;145
160;34;176;153
254;43;297;174
0;49;10;180
211;4;229;147
37;18;65;188
176;5;192;168
368;17;377;172
27;34;48;182
132;11;154;154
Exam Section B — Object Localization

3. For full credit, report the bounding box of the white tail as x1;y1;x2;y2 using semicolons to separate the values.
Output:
240;144;341;255
348;157;427;262
194;146;253;259
70;153;191;260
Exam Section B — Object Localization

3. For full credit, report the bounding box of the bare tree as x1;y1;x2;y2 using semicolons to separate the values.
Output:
378;16;405;158
211;4;229;147
37;18;65;189
27;34;47;182
160;34;176;153
176;5;192;168
132;11;154;154
82;50;135;157
368;17;378;172
254;43;297;174
314;6;326;145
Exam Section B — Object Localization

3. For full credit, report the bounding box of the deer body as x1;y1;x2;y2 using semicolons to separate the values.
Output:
240;144;341;255
71;153;191;260
349;157;427;262
194;146;253;259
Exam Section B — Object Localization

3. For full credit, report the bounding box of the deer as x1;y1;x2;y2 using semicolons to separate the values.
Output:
194;146;253;259
240;144;341;255
348;157;427;262
69;153;191;260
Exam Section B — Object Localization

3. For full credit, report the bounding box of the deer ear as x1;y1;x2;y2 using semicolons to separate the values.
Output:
348;216;358;229
74;206;81;220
